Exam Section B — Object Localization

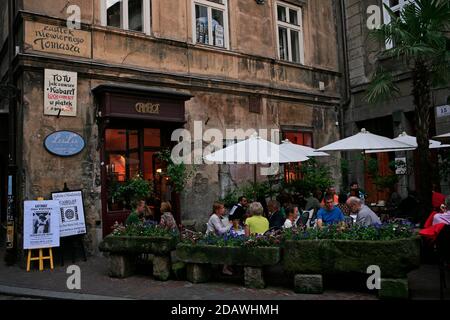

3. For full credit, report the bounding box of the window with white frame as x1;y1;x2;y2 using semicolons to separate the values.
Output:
192;0;229;49
101;0;151;35
275;2;304;64
382;0;415;49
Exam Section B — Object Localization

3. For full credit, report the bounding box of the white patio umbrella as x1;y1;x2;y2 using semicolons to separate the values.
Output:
434;132;450;139
365;132;450;153
204;134;309;183
280;139;330;157
317;128;414;152
204;134;309;164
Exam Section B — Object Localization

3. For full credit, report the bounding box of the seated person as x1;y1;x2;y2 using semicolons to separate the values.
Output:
228;196;248;225
320;187;339;207
229;218;245;237
206;202;231;236
283;207;298;229
267;200;285;230
336;193;351;216
125;199;145;226
244;202;269;236
432;196;450;226
143;205;157;226
159;201;179;233
304;192;321;213
347;196;381;227
317;195;345;229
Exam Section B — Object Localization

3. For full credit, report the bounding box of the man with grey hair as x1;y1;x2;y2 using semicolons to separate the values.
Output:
346;196;381;227
432;196;450;225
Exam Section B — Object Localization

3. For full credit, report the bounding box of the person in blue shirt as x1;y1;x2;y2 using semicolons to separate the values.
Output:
317;195;345;229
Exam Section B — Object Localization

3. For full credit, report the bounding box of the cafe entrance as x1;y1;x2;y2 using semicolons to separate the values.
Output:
92;84;192;237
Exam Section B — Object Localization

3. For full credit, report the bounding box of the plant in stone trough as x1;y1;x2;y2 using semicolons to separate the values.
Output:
111;222;179;238
282;222;416;241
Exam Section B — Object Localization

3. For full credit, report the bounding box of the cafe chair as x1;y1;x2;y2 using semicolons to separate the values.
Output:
436;225;450;300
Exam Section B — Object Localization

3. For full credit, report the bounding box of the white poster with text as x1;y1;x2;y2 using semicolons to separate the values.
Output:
24;200;60;249
52;191;87;237
44;69;77;117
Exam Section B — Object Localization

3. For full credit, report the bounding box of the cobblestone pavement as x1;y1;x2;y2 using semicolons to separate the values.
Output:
0;248;447;300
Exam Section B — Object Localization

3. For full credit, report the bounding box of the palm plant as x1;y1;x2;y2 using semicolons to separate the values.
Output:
366;0;450;220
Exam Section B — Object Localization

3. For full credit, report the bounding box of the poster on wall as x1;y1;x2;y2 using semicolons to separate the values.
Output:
23;200;60;249
51;191;87;238
44;69;77;117
395;157;407;175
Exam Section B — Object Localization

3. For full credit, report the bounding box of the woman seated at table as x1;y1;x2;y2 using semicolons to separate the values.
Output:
207;202;231;236
244;202;269;236
159;201;179;233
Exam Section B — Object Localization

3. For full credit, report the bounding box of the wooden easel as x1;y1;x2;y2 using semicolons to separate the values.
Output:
26;248;54;272
26;197;54;272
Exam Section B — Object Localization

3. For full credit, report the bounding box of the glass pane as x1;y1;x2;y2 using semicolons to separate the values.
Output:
128;130;139;149
129;152;140;178
144;151;156;181
303;133;313;147
277;5;287;22
144;128;161;147
105;129;126;151
289;9;298;26
196;5;209;44
389;0;400;7
207;0;224;4
128;0;143;31
278;27;288;61
212;9;225;47
290;30;300;63
109;153;127;182
106;0;122;28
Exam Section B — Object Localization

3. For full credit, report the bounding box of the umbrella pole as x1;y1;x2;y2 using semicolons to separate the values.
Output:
254;164;257;184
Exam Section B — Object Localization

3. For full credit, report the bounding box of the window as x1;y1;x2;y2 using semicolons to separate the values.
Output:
105;127;163;211
101;0;151;35
283;131;313;182
192;0;229;49
382;0;415;49
275;2;304;64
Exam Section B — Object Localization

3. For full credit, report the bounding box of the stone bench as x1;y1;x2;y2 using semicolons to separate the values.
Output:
99;235;178;281
282;237;421;299
176;244;280;289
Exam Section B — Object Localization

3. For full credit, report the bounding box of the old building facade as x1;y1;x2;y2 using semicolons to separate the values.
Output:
0;0;345;255
343;0;450;199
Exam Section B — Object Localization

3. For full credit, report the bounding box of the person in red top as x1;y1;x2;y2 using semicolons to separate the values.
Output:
432;184;446;211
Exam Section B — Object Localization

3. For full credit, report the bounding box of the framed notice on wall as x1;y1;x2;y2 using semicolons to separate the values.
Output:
23;200;60;249
51;190;87;238
44;69;78;117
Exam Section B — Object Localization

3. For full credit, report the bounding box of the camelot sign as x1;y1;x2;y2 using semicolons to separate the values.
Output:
135;102;160;114
25;21;92;58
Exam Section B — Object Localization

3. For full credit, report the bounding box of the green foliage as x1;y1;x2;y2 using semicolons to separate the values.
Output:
112;223;179;238
180;231;282;248
365;68;400;104
366;157;399;191
283;222;416;241
283;159;334;196
220;180;278;207
112;175;153;207
157;149;196;193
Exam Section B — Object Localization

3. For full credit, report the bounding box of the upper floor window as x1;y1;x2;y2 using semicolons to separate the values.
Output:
101;0;151;35
275;2;304;64
192;0;229;49
382;0;415;49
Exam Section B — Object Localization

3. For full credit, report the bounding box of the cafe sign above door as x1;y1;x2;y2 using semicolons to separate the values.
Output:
44;131;85;157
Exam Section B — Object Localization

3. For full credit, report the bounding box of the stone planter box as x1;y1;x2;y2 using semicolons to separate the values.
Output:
99;235;179;281
176;244;280;289
283;237;421;298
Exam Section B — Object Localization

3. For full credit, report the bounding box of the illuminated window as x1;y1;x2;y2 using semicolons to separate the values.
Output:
283;131;313;183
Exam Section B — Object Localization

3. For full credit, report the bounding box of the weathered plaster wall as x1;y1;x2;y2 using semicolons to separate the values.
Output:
22;70;101;254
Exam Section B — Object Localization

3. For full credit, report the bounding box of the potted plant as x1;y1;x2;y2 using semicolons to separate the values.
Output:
112;174;154;210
